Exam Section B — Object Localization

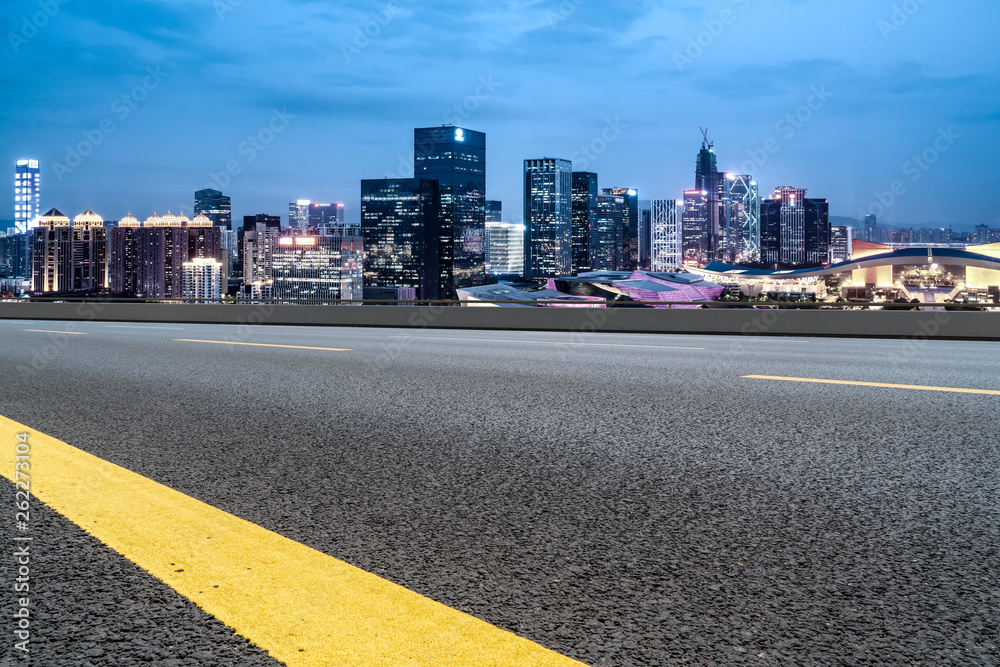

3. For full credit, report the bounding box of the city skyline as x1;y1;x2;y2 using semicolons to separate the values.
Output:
1;2;997;230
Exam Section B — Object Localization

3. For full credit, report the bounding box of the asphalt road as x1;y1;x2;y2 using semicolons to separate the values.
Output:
1;319;998;666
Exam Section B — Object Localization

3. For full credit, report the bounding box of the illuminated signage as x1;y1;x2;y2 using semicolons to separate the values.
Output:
279;238;294;246
295;237;316;246
455;128;465;142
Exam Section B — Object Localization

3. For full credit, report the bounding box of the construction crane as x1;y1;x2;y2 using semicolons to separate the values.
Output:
700;127;713;150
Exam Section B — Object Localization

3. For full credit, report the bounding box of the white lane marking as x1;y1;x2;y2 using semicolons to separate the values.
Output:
387;336;704;350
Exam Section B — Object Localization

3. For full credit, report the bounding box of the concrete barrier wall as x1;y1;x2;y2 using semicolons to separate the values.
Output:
0;302;997;340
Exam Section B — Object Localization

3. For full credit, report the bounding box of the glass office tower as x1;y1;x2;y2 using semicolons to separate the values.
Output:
361;178;442;300
571;172;598;274
523;158;573;279
194;189;232;229
414;126;486;295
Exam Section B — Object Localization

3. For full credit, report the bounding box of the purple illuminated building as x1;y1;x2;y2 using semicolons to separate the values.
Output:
548;270;723;308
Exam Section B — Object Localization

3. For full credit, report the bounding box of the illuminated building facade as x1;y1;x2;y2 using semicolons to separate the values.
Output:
524;158;573;279
760;187;829;267
650;200;682;272
14;160;40;233
31;209;107;294
485;221;525;276
194;189;232;229
361;178;442;300
601;187;639;271
682;190;709;266
591;193;625;271
0;233;30;277
270;230;364;302
830;225;853;263
414;126;487;292
109;212;221;298
182;258;224;301
485;200;503;223
724;174;760;263
571;172;598;274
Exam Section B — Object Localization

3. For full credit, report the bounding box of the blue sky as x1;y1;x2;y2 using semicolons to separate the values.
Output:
2;0;998;229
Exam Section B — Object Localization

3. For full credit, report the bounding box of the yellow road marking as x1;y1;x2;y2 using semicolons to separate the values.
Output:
175;339;351;352
24;329;89;335
743;375;1000;396
0;416;584;667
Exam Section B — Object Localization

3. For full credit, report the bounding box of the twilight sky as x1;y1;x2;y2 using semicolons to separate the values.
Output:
2;0;998;229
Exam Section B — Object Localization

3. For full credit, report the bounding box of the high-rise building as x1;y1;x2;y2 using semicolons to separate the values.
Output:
0;233;30;277
182;258;224;301
485;221;525;276
694;134;724;263
723;174;760;264
32;209;107;294
485;200;503;223
15;160;40;234
194;189;232;229
760;187;829;267
682;190;709;266
414;126;487;292
271;229;363;303
640;207;652;270
864;214;877;243
361;178;442;300
591;193;626;271
524;158;573;279
289;200;310;230
309;202;346;227
650;200;682;272
571;172;598;274
109;212;221;298
601;188;639;270
830;225;853;263
238;214;282;291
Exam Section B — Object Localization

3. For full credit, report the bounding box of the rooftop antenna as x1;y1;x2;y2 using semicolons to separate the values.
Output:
700;127;713;150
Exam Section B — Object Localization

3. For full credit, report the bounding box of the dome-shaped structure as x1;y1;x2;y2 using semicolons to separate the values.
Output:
159;212;181;227
119;214;141;228
144;213;163;227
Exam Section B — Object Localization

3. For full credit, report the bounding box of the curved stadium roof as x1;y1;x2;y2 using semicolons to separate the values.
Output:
697;247;1000;280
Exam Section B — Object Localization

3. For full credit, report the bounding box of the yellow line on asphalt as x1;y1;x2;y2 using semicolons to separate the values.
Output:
175;339;351;352
24;329;89;335
743;375;1000;396
0;416;585;667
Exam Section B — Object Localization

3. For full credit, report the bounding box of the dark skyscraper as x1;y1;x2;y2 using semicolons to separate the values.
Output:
682;189;709;266
865;214;877;242
640;207;651;270
485;200;503;223
361;178;442;300
601;187;639;271
591;193;625;271
524;158;573;280
414;126;486;294
690;132;724;265
194;189;232;229
760;187;829;267
571;172;598;274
